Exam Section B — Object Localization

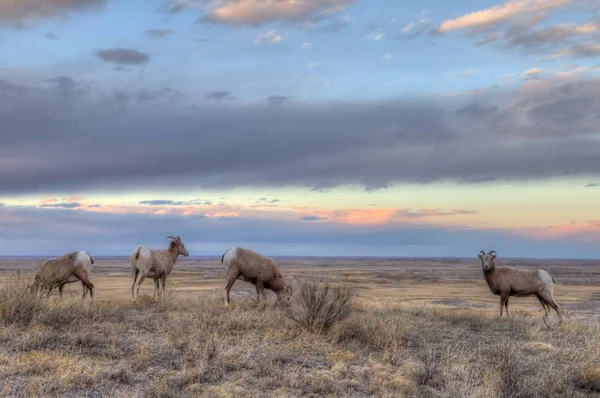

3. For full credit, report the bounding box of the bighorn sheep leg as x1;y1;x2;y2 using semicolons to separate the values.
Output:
134;272;146;300
500;293;509;317
74;266;94;299
160;273;167;300
539;289;563;324
153;278;160;300
224;270;238;306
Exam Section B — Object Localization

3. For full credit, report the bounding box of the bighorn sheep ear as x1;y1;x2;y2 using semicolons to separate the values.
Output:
489;250;497;259
478;250;485;259
177;236;181;243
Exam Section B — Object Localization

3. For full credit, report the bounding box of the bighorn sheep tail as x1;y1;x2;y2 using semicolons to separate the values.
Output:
221;249;230;264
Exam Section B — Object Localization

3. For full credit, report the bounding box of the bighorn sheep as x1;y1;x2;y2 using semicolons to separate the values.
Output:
131;236;189;300
478;250;563;327
30;251;95;299
221;247;292;305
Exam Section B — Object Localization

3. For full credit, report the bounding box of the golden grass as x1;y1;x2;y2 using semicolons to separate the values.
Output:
0;275;599;398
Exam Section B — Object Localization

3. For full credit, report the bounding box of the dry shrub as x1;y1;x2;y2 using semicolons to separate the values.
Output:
282;277;351;333
411;348;444;390
0;274;47;326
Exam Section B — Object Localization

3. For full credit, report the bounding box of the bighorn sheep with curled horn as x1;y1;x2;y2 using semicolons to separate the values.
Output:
131;236;189;300
30;251;95;299
221;247;293;306
478;250;563;327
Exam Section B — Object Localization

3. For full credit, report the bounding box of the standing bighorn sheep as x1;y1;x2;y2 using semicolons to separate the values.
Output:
478;250;563;327
131;236;189;300
30;250;95;299
221;247;292;305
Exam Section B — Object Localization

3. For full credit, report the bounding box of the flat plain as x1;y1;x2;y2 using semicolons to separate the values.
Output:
0;256;599;397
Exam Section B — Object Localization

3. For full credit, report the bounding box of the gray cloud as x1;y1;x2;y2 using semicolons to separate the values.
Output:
0;0;106;27
139;199;212;206
461;16;600;58
301;216;327;221
552;42;600;58
94;48;150;65
144;29;175;39
1;75;600;195
109;88;179;106
40;202;81;209
44;33;58;41
585;183;599;188
267;95;289;105
205;91;235;101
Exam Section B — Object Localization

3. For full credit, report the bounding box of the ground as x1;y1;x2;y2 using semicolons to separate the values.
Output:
0;256;599;397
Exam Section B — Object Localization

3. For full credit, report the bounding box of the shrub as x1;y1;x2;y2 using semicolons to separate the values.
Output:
283;277;352;333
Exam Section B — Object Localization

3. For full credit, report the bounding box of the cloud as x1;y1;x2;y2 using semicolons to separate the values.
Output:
585;183;599;187
437;0;575;33
0;0;106;27
267;95;289;105
401;18;432;36
308;61;322;67
523;67;544;80
253;30;283;45
381;53;394;61
439;2;600;59
1;205;599;258
139;199;212;206
44;33;58;41
1;74;600;195
301;216;327;221
551;42;600;58
94;48;150;65
395;209;477;219
144;29;175;39
362;32;385;41
193;0;354;26
205;91;236;101
40;202;81;209
300;42;313;50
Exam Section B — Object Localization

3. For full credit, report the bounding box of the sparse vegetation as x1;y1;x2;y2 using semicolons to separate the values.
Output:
0;274;599;397
283;277;352;333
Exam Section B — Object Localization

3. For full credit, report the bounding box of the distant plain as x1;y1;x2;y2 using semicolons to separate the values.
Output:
2;256;599;319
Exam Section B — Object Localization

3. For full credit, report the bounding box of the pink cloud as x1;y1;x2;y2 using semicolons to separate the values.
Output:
516;221;600;240
438;0;574;33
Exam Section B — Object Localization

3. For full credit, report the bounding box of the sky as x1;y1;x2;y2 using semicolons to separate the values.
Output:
0;0;599;258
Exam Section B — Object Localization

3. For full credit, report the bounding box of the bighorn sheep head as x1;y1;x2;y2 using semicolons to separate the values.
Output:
167;236;189;257
478;250;496;271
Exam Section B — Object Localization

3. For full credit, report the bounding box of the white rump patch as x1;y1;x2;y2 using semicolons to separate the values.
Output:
76;250;94;273
222;247;238;270
138;246;152;260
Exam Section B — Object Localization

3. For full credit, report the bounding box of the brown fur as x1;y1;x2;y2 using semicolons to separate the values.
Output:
478;250;562;326
30;251;94;299
221;247;292;305
131;236;189;300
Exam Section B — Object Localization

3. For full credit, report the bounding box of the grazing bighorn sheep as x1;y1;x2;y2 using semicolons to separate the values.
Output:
30;251;95;299
478;250;563;327
221;247;292;305
131;236;189;300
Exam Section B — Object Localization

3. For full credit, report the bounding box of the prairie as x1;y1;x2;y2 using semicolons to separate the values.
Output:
0;256;599;397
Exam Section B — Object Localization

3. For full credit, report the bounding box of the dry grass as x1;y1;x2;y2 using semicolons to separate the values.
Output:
0;276;599;397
